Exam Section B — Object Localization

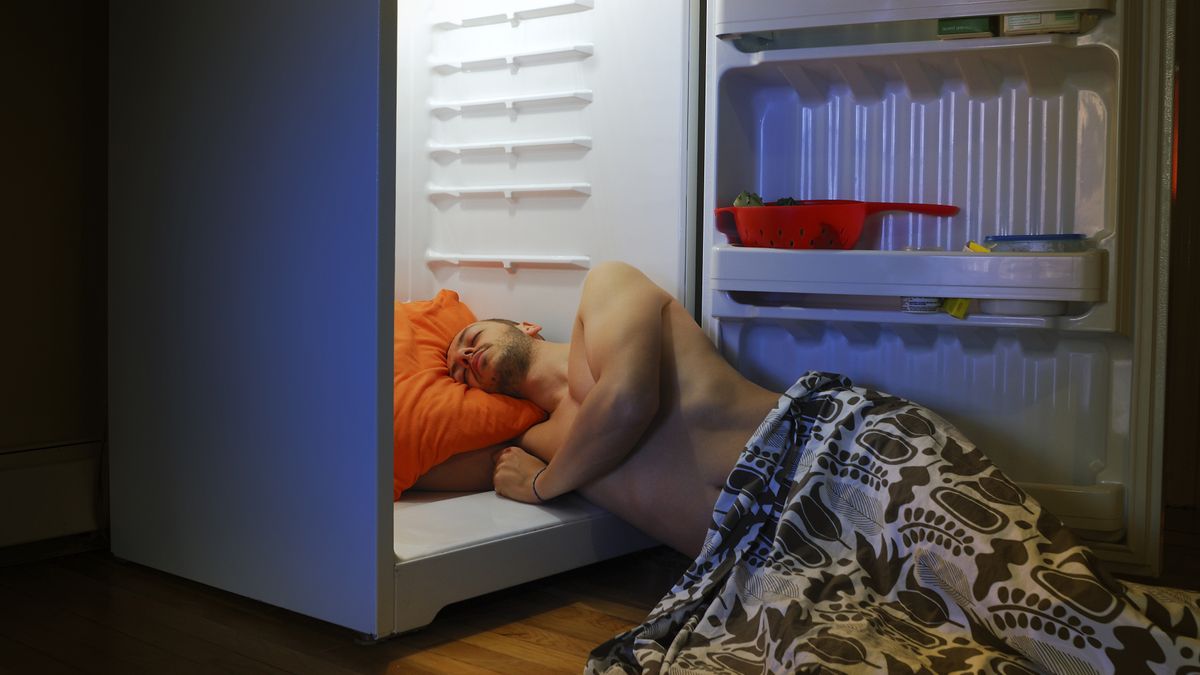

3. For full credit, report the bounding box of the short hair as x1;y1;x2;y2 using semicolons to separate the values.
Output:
482;318;519;327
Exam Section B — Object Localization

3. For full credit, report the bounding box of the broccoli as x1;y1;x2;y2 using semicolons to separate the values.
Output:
775;197;799;205
733;191;764;207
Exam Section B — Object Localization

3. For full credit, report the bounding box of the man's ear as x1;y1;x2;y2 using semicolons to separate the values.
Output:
517;321;543;339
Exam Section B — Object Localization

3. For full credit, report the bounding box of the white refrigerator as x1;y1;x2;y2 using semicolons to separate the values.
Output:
109;0;1176;640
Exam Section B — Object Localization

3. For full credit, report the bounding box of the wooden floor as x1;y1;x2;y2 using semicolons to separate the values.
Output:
0;541;692;674
2;532;1198;675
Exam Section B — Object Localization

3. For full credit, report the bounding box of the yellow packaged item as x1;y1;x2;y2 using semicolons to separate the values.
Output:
942;241;992;319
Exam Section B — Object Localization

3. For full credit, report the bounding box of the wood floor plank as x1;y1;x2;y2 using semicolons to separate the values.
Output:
523;602;642;646
48;554;362;675
0;547;681;674
0;584;192;675
56;553;353;655
5;558;358;675
460;629;587;672
0;633;83;675
546;589;656;626
417;639;561;675
0;562;292;675
489;619;604;661
381;649;509;675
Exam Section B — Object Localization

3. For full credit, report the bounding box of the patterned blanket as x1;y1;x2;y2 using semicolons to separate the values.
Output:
587;372;1200;674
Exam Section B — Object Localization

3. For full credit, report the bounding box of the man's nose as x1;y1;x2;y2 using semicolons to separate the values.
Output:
454;345;475;365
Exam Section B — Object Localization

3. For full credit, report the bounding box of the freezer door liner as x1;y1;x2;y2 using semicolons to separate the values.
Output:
702;0;1172;576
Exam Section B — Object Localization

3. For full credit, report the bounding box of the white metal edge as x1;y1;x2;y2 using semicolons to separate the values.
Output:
683;0;703;317
1124;0;1174;578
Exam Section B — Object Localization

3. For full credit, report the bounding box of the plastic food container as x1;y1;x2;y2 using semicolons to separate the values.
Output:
984;234;1088;252
976;235;1090;316
978;299;1068;316
714;200;960;250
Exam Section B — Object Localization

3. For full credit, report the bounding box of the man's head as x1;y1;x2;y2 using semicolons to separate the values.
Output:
445;319;543;396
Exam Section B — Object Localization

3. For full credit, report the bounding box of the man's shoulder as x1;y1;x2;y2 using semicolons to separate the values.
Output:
586;260;642;284
581;262;667;304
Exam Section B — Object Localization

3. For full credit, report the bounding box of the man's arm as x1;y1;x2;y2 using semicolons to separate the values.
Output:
494;261;669;502
410;443;506;492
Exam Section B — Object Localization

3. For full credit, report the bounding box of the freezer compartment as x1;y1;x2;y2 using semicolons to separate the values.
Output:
712;35;1120;246
708;22;1125;326
392;491;656;633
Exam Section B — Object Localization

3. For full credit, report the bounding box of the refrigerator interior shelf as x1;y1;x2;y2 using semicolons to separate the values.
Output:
432;45;594;74
711;245;1105;301
425;250;591;271
432;0;594;30
714;0;1114;37
428;183;591;200
711;292;1077;329
428;137;592;157
429;90;593;116
739;32;1081;66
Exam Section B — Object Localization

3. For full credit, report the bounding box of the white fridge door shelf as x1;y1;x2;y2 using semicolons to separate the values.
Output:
425;249;590;270
428;90;593;116
711;245;1104;301
428;137;592;157
431;44;593;73
427;183;591;199
714;0;1114;36
433;0;594;31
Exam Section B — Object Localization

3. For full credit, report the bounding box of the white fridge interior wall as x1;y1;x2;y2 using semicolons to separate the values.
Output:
702;0;1172;575
397;0;699;341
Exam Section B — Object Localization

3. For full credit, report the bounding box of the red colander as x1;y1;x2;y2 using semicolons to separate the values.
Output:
714;199;960;250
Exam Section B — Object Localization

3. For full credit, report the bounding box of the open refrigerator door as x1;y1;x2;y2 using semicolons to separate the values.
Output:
702;0;1175;576
392;0;702;633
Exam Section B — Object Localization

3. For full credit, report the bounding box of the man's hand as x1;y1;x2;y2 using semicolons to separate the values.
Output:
493;446;549;504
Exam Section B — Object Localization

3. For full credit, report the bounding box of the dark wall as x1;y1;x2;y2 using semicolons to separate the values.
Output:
1164;2;1200;542
0;3;107;452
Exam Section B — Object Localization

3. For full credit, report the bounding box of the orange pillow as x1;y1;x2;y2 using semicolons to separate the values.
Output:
393;290;546;499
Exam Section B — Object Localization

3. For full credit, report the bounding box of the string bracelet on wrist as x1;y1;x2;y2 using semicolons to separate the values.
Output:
531;467;549;504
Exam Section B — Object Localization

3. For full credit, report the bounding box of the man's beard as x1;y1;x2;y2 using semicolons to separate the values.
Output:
494;330;532;397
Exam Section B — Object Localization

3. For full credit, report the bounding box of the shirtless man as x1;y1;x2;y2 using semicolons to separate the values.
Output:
434;261;1197;673
439;260;775;556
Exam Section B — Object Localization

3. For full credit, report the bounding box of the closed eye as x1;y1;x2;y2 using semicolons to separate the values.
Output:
447;328;481;385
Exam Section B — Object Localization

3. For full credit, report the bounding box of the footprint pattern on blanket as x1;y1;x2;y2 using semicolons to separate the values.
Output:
587;371;1200;674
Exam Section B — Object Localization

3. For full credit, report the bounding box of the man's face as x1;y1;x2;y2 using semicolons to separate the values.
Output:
445;320;533;395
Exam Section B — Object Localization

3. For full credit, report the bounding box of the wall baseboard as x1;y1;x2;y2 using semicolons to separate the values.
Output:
0;442;103;548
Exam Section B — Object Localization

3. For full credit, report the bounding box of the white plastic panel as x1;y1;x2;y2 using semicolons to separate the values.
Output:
398;0;698;340
718;321;1126;492
704;31;1123;335
712;38;1120;251
712;247;1104;301
392;491;656;632
394;490;629;561
701;3;1173;575
714;0;1114;35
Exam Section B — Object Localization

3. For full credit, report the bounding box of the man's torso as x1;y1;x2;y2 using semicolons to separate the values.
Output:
528;297;778;556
